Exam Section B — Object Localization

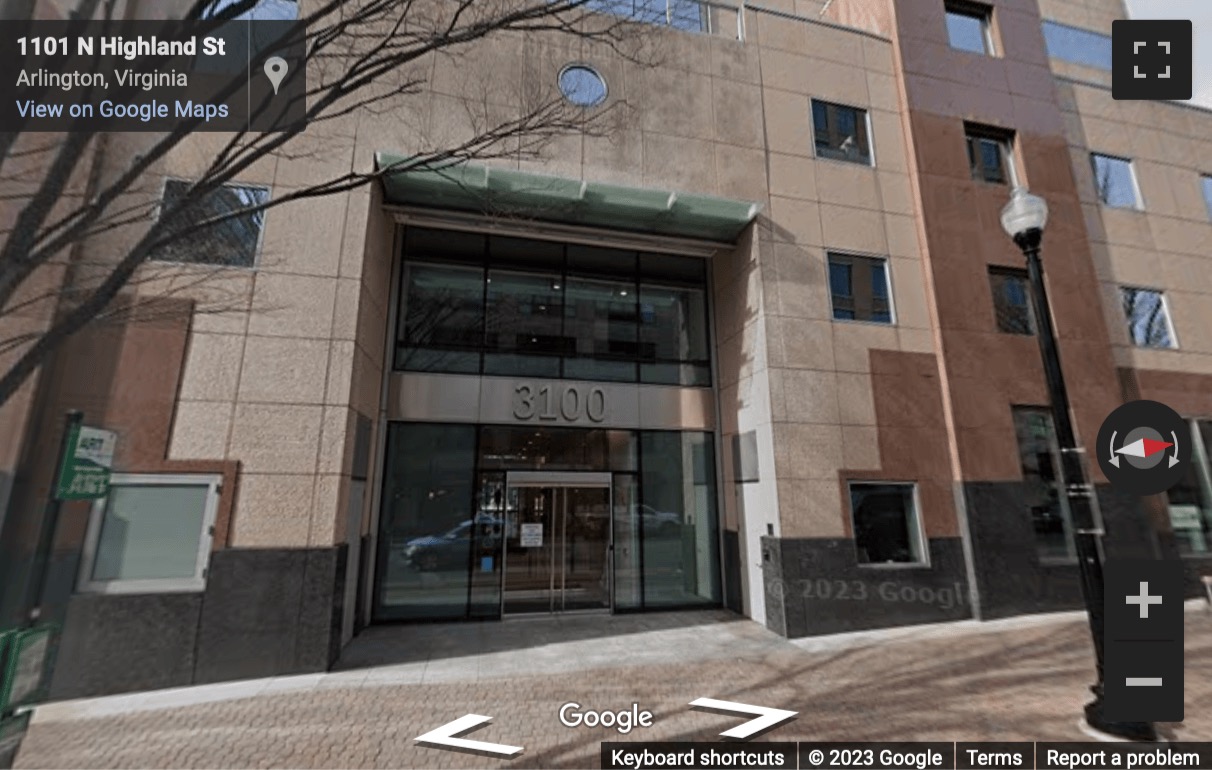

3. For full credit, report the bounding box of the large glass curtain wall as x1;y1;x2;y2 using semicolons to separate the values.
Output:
395;228;711;387
374;422;722;621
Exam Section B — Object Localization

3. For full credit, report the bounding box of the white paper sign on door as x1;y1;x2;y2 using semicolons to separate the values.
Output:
520;523;543;547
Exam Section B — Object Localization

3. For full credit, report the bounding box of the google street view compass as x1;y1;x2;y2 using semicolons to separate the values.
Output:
1096;400;1189;496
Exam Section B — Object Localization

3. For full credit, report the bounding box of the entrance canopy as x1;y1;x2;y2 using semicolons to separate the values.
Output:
376;154;760;243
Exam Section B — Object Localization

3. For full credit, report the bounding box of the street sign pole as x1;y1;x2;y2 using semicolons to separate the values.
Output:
22;410;83;629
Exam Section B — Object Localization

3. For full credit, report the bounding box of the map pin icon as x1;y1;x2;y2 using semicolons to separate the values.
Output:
264;56;288;95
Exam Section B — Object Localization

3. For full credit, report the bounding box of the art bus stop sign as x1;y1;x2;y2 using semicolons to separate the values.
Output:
54;424;116;501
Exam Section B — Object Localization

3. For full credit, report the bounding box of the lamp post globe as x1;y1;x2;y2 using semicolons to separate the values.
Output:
1000;186;1049;247
1000;186;1156;742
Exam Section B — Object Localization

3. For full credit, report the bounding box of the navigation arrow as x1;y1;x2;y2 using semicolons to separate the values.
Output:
689;697;797;740
415;714;522;758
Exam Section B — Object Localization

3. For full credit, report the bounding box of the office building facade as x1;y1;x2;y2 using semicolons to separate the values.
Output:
0;0;1209;699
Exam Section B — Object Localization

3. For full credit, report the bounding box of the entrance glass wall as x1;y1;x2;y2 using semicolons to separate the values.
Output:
373;422;721;621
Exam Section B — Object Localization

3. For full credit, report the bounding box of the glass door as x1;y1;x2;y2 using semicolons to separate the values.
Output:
502;473;612;614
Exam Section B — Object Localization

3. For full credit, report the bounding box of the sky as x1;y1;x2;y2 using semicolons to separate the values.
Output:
1124;0;1212;109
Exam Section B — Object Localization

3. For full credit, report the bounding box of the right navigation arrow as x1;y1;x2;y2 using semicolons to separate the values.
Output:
689;697;797;740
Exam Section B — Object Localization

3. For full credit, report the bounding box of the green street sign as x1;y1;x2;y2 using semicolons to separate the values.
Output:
54;424;116;501
0;627;54;713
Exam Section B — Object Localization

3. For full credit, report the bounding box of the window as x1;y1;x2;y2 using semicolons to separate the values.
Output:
811;100;872;165
1120;287;1177;349
828;253;893;324
1012;408;1075;562
1202;175;1212;220
1166;420;1212;556
586;0;708;33
965;125;1015;185
1041;21;1112;70
945;1;994;55
849;483;926;565
395;229;711;386
78;474;222;593
1090;154;1141;209
989;268;1035;334
150;180;269;267
201;0;298;20
558;65;608;107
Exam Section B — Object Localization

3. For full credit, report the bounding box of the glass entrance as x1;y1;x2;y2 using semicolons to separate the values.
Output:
503;473;611;614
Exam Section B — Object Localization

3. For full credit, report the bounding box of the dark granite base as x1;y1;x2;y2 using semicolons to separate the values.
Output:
722;529;742;613
48;545;346;700
962;482;1184;619
761;536;971;637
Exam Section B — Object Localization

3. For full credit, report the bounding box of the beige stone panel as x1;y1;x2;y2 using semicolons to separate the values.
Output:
870;110;907;173
338;190;373;281
356;283;390;363
583;129;644;187
771;241;830;320
326;340;356;406
642;133;715;193
168;400;232;461
777;479;847;538
768;153;818;201
710;37;760;84
1161;254;1212;297
317;406;351;476
1132;162;1180;219
803;59;869;108
659;26;713;75
780;369;840;425
136;267;253;336
1150;217;1207;257
1124;346;1185;373
877;171;915;217
258;192;347;278
272;128;356;191
237;336;329;405
777;317;835;370
884;214;921;259
842;425;881;470
832;322;898;373
1099;281;1132;348
836;372;876;425
768;195;824;247
310;475;347;547
230;474;314;548
715;145;770;202
803;21;865;68
890;257;929;330
1170;169;1212;222
1070;147;1100;207
760;48;812;95
329;277;362;343
639;66;715;141
1104;244;1165;287
862;38;895;75
819;204;887;254
1099;209;1156;251
247;273;338;339
1082;117;1137;159
228;403;323;474
754;11;806;53
351;347;383;419
162;134;276;186
178;332;244;403
774;421;843;479
865;71;898;113
762;89;811;158
815;161;880;211
712;79;765;149
898;328;936;354
519;132;583;181
1168;292;1212;354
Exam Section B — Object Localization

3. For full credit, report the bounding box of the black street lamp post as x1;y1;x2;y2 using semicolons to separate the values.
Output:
999;187;1155;741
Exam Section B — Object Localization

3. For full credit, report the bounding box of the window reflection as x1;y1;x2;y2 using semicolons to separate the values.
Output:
1013;407;1075;562
396;229;712;386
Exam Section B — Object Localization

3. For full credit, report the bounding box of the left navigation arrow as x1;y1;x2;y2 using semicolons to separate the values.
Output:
415;714;523;758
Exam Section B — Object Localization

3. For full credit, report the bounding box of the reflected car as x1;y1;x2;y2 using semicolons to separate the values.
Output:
636;504;681;535
393;517;502;572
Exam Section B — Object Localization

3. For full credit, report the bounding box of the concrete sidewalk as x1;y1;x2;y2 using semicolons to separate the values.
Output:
15;605;1212;769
